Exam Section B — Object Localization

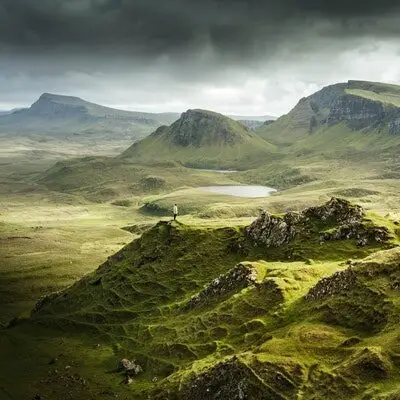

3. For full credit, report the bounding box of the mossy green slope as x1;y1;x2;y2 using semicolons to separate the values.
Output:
5;199;400;399
121;109;276;169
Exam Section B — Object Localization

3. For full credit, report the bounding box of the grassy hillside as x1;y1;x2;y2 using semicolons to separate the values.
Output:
121;109;276;169
2;199;400;398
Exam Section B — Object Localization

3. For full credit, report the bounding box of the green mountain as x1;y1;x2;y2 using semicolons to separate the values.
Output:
121;109;276;169
7;198;400;399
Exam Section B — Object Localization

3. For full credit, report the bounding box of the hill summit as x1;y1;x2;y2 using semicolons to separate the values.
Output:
161;109;252;147
121;109;275;169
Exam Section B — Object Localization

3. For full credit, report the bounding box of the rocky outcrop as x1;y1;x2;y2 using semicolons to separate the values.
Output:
321;224;390;247
305;269;358;301
181;357;303;400
246;198;366;248
304;197;364;224
186;264;258;309
246;211;305;248
181;358;274;400
117;359;143;375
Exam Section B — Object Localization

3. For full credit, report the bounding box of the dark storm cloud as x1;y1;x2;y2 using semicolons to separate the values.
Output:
1;0;399;114
0;0;399;57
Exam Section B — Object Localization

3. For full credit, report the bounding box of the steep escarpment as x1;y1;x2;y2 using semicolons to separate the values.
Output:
121;109;275;169
258;80;400;153
7;198;400;399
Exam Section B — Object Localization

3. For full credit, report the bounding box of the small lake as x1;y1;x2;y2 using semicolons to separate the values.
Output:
191;168;238;174
200;185;277;198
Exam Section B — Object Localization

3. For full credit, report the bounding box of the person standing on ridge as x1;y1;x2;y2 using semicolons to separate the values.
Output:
173;204;178;221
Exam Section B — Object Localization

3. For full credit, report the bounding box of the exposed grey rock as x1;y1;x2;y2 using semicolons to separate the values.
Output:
180;357;267;400
246;211;305;248
186;264;258;309
320;224;390;246
246;198;367;248
305;269;358;301
304;197;364;224
117;359;143;375
181;356;303;400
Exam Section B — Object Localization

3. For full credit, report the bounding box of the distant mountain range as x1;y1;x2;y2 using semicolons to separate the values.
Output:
36;80;400;201
0;93;181;140
0;93;275;159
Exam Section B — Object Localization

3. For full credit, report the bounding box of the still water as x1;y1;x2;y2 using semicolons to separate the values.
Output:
201;185;277;198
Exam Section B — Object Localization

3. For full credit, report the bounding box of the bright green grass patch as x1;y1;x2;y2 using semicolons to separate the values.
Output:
346;88;400;108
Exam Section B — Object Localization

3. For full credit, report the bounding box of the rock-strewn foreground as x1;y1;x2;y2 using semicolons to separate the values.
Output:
4;199;400;399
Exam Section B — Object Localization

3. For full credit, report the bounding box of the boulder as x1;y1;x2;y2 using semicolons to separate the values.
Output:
117;359;143;375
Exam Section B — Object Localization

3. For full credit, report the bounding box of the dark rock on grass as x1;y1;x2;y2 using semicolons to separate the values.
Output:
182;357;304;400
321;224;390;246
305;197;364;225
246;210;304;247
181;357;278;400
186;263;258;309
305;269;358;301
305;267;393;332
246;197;368;248
31;291;62;315
117;358;143;375
339;347;392;381
339;337;362;348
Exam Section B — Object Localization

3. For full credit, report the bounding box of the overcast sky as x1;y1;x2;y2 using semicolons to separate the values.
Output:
0;0;399;116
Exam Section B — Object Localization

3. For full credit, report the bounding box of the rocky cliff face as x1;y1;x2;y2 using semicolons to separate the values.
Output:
296;81;400;134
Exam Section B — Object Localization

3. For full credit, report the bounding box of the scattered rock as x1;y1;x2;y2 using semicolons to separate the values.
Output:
180;357;267;400
305;269;357;301
117;359;143;375
125;376;134;385
186;264;258;309
321;224;390;246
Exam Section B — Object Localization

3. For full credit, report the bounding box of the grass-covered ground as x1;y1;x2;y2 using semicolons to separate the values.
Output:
2;203;400;399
